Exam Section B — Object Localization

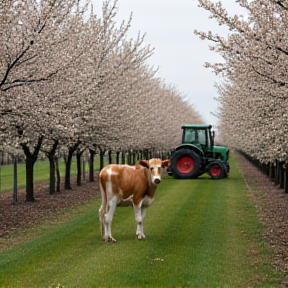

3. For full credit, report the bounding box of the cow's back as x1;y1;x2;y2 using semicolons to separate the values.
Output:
100;164;149;201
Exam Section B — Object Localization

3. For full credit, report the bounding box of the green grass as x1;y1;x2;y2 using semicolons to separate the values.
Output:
0;159;77;194
0;155;105;194
0;153;284;287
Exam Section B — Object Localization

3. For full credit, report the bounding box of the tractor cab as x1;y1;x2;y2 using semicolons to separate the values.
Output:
182;124;214;154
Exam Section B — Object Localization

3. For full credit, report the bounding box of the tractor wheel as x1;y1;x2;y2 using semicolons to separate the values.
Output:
171;149;201;179
206;161;226;180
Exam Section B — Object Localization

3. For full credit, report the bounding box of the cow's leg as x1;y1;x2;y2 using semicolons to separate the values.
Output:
133;201;146;240
136;206;147;240
99;182;108;240
99;204;105;238
104;195;118;242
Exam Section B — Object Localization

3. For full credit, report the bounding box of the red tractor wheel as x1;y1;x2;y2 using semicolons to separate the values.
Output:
176;155;195;174
207;161;226;180
171;149;201;179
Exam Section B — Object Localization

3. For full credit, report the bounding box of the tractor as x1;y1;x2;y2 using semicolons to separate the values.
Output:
168;124;230;179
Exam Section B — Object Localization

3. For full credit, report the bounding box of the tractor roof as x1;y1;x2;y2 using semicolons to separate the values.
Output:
181;124;212;129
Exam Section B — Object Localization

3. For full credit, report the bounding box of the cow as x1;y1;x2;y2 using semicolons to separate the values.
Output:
99;158;170;242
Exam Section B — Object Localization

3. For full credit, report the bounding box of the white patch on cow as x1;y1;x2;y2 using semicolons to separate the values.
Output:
107;167;119;177
106;168;113;196
150;165;162;186
133;200;143;224
106;195;117;222
104;195;118;239
106;167;120;196
117;193;133;207
142;195;154;207
118;189;133;205
118;164;136;170
122;194;133;202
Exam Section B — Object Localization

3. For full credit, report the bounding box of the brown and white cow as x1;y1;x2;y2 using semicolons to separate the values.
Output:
99;158;170;242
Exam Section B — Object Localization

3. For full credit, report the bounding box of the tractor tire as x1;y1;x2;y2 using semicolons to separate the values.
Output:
171;149;201;179
206;161;227;180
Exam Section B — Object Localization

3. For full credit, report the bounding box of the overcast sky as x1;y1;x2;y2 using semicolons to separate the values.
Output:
92;0;246;125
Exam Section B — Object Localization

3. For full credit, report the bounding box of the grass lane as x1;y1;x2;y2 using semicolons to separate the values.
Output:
0;153;284;287
0;154;108;194
0;159;78;194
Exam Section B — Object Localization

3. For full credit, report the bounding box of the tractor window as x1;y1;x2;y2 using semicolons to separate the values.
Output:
197;130;206;145
183;129;196;143
183;129;207;145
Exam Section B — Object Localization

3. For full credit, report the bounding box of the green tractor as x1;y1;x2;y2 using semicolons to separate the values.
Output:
168;124;230;179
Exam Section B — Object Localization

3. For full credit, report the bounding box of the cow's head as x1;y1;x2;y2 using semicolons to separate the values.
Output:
139;158;171;186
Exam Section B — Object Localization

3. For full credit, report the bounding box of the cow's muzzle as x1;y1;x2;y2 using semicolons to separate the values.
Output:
153;178;161;185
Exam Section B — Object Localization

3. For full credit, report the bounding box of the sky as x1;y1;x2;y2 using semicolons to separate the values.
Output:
92;0;247;125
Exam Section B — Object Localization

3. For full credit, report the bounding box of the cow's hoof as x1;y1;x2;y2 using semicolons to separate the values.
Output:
137;234;146;240
103;237;117;243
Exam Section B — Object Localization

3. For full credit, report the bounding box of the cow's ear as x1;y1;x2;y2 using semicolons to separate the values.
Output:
161;159;171;168
139;160;149;168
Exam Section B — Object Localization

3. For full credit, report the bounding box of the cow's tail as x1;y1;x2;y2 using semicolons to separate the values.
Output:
99;173;107;238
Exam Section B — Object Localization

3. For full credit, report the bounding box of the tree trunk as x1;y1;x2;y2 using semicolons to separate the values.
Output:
99;151;105;170
47;140;58;195
89;149;95;182
21;136;44;202
127;151;131;165
108;150;112;164
65;142;80;190
25;156;35;201
264;163;269;176
269;162;275;180
137;151;142;161
12;155;18;204
285;168;288;194
143;149;149;160
132;151;136;165
76;149;84;186
65;152;72;190
280;162;285;189
98;146;106;171
48;155;55;194
55;156;61;192
121;151;125;164
116;151;120;164
274;160;280;186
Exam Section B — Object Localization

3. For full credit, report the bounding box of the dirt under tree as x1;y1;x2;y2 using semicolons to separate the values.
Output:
0;174;100;250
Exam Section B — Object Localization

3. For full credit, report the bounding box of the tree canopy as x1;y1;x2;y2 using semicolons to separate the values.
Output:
195;0;288;164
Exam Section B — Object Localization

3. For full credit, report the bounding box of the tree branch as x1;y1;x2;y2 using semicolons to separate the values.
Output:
0;45;31;88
